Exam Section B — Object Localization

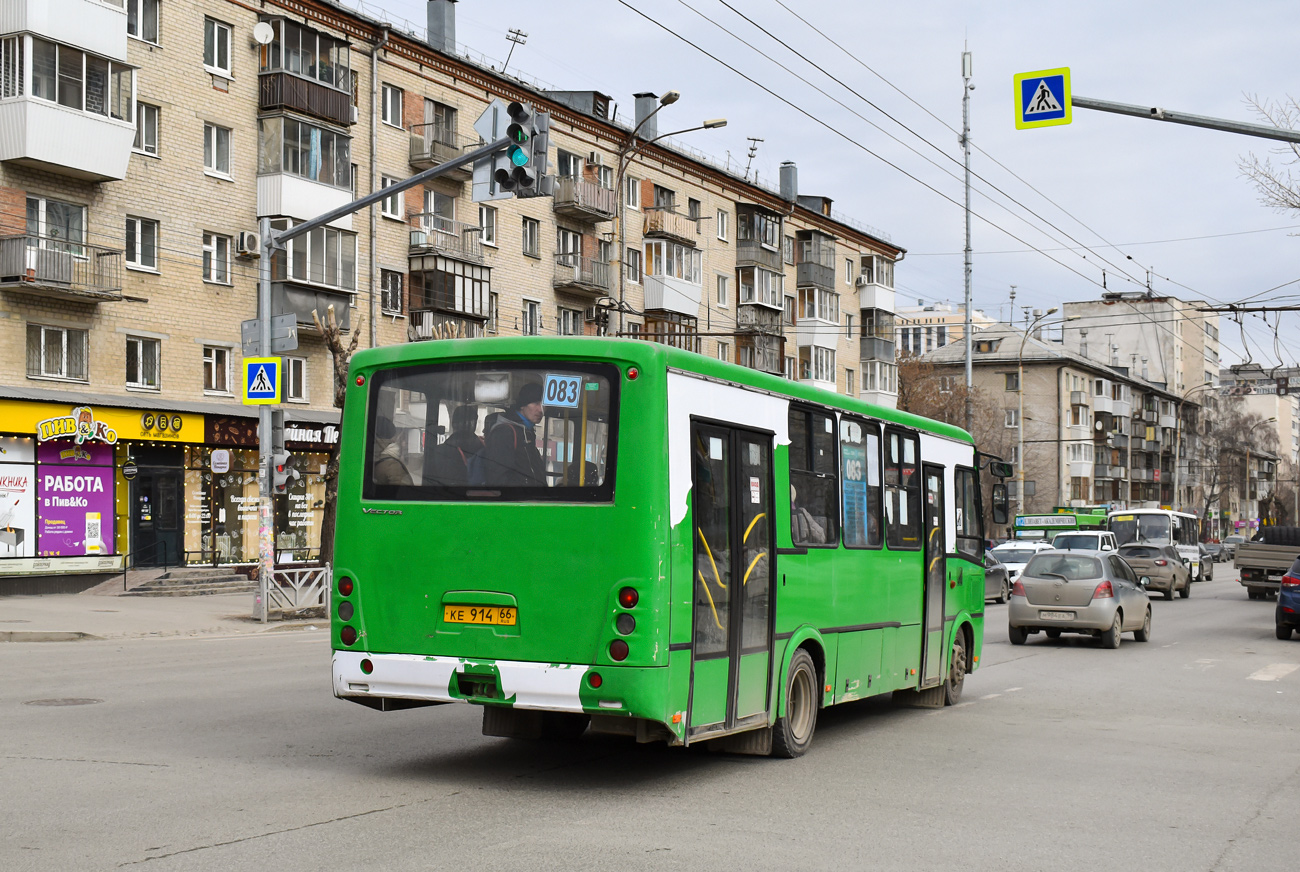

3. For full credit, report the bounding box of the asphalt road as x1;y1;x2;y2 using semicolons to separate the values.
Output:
2;569;1297;871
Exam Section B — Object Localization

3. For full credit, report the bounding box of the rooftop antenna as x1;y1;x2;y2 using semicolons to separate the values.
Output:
744;137;763;181
1007;284;1017;323
503;28;527;74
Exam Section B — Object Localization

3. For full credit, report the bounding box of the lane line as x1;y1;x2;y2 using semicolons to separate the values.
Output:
1248;663;1300;681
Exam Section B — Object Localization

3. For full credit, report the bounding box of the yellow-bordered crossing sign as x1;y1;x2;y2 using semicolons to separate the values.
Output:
1014;68;1071;129
244;357;281;405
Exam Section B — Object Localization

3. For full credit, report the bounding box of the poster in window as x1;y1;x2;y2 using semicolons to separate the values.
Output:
0;461;36;558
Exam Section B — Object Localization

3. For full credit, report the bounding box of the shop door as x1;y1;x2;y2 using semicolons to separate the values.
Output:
919;464;947;687
132;470;182;566
688;421;774;736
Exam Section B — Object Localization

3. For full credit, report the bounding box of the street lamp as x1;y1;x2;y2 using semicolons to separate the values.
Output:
611;93;726;332
1244;416;1277;531
1017;307;1057;516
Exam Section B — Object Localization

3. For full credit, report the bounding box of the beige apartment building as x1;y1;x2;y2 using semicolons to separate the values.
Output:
894;300;993;357
0;0;903;585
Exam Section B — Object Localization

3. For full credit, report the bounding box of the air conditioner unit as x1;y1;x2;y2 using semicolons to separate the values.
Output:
236;231;261;257
587;151;604;167
854;274;871;287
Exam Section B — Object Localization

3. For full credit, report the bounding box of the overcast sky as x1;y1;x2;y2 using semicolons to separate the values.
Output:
373;0;1300;369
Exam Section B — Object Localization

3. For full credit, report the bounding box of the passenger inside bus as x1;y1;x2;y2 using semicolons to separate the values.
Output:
429;404;483;486
791;484;828;544
372;416;413;486
483;382;547;487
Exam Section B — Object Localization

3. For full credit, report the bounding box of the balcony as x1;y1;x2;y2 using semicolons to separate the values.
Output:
1071;390;1089;406
1110;433;1129;449
858;281;895;313
553;254;612;297
737;333;784;375
409;216;483;264
643;210;698;245
0;235;122;301
737;303;783;335
736;238;783;272
271;281;352;331
1142;409;1159;424
1113;399;1133;418
259;72;353;128
8;0;128;62
0;96;136;182
1159;413;1177;429
1094;464;1117;480
1093;394;1114;414
553;177;617;222
643;275;701;317
410;310;485;341
860;336;895;363
409;123;478;177
257;174;353;230
1069;461;1093;478
796;258;835;291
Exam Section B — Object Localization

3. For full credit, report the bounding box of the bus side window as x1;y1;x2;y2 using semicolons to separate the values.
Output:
840;415;881;548
884;430;921;549
954;467;980;557
789;407;839;547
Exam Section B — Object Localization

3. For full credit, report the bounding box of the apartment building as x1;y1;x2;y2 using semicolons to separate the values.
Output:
0;0;903;585
919;322;1195;518
894;300;993;357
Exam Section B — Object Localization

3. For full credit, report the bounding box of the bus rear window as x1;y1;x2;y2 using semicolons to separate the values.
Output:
364;361;617;501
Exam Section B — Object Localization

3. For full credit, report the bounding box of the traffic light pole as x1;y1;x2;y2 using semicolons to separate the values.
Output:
252;134;516;621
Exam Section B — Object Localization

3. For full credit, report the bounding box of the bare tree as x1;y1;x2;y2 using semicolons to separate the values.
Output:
1237;94;1300;213
1198;397;1280;534
311;305;363;566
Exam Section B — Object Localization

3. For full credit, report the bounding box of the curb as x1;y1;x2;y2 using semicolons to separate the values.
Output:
0;631;105;643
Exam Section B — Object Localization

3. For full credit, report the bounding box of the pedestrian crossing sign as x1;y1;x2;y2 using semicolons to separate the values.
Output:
1014;67;1071;129
243;357;281;405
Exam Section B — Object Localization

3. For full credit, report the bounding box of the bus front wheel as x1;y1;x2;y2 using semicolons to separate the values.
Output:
943;632;967;705
771;649;818;758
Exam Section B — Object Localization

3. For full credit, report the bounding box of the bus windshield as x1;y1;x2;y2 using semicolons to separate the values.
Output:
364;360;617;501
1111;514;1170;546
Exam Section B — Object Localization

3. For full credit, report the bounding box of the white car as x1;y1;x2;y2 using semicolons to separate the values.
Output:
991;541;1056;584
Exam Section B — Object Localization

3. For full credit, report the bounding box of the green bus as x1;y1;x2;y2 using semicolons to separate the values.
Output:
1011;507;1110;541
331;337;1008;756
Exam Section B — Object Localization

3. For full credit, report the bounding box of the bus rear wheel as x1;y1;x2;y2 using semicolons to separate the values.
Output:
943;633;967;705
771;649;818;758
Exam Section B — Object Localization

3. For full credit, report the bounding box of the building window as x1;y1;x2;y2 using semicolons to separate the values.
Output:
653;184;675;211
134;103;159;155
380;175;403;219
522;217;539;257
625;247;642;283
800;346;835;382
30;38;133;120
381;83;402;127
717;341;730;362
645;312;700;352
479;205;496;246
203;346;229;393
783;235;795;265
863;360;896;394
409;257;490;319
202;232;231;284
125;217;158;271
784;356;796;380
1;36;21;99
558;307;582;336
268;219;358;292
522;300;540;336
259;19;351;89
380;269;403;314
26;324;88;381
126;336;160;389
625;176;640;209
488;292;499;333
203;18;232;77
643;240;701;284
596;165;613;189
286;356;307;401
738;266;783;308
556;150;582;179
716;209;729;242
846;368;855;396
1005;372;1020;391
1005;409;1020;428
27;196;85;253
797;287;840;322
716;274;729;307
203;123;231;177
127;0;160;43
257;116;351;190
784;294;796;326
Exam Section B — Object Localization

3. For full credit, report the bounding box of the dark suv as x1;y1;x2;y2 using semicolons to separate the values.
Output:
1277;556;1300;640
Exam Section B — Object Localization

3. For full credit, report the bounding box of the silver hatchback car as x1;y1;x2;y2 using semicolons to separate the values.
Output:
1008;549;1153;649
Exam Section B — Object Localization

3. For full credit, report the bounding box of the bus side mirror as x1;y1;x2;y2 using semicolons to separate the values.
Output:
988;460;1014;479
991;484;1009;526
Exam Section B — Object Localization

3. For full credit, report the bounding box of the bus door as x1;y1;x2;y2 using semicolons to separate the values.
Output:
919;463;946;687
688;421;774;736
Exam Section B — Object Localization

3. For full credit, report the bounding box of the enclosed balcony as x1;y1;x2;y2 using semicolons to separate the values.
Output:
796;231;836;290
737;333;784;375
643;209;697;245
553;177;617;222
643;275;701;317
553;254;612;297
0;234;122;301
860;336;895;363
257;18;353;127
409;216;483;264
736;206;783;271
7;0;128;63
408;123;477;177
259;73;352;128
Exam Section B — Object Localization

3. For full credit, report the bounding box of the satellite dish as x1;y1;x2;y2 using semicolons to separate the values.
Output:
252;22;275;46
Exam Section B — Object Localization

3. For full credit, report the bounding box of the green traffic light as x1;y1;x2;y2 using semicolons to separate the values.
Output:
508;144;529;167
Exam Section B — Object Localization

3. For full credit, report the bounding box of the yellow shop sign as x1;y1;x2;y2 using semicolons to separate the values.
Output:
36;406;118;445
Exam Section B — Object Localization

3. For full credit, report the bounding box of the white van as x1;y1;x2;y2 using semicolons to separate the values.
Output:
1051;531;1118;552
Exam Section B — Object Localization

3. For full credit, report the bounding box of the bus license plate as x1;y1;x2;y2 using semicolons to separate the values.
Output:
1039;610;1074;621
444;605;517;626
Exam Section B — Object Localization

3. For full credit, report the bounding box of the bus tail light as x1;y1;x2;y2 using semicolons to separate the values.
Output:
588;672;603;688
340;626;358;646
338;601;354;622
360;658;373;674
609;639;629;661
615;613;635;635
1011;580;1025;597
618;587;638;608
1092;581;1114;600
338;576;354;597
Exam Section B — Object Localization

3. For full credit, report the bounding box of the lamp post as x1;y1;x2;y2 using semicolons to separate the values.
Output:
1016;307;1057;516
611;93;725;332
1244;416;1277;532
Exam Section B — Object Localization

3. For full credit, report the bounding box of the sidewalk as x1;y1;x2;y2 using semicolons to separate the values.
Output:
0;584;326;642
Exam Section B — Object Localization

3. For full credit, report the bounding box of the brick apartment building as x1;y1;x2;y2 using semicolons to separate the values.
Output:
0;0;903;585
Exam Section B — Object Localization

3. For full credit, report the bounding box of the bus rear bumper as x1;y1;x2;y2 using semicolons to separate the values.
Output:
333;650;590;713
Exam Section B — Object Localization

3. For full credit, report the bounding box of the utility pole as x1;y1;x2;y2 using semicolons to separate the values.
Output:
961;49;974;434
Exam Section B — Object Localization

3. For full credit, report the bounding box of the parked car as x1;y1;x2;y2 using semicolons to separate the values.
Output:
1222;535;1245;560
1198;543;1216;579
984;551;1010;603
1203;542;1223;564
1276;556;1300;640
991;541;1055;585
1008;550;1153;648
1052;531;1119;552
1117;544;1191;599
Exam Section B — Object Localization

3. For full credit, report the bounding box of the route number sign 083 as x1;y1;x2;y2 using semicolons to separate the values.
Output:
543;373;582;408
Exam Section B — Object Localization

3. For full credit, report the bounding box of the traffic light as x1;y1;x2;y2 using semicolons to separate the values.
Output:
270;408;285;456
272;451;293;495
492;101;538;193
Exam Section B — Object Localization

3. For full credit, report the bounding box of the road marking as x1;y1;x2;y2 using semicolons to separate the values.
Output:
1248;663;1300;681
979;693;1002;700
1005;687;1023;692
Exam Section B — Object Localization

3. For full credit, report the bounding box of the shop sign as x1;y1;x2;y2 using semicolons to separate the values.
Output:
122;461;138;480
141;412;185;436
286;423;339;449
36;406;118;446
0;462;35;558
211;449;231;474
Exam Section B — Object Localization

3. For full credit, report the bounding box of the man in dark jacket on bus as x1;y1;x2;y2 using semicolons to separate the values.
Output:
483;382;546;487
